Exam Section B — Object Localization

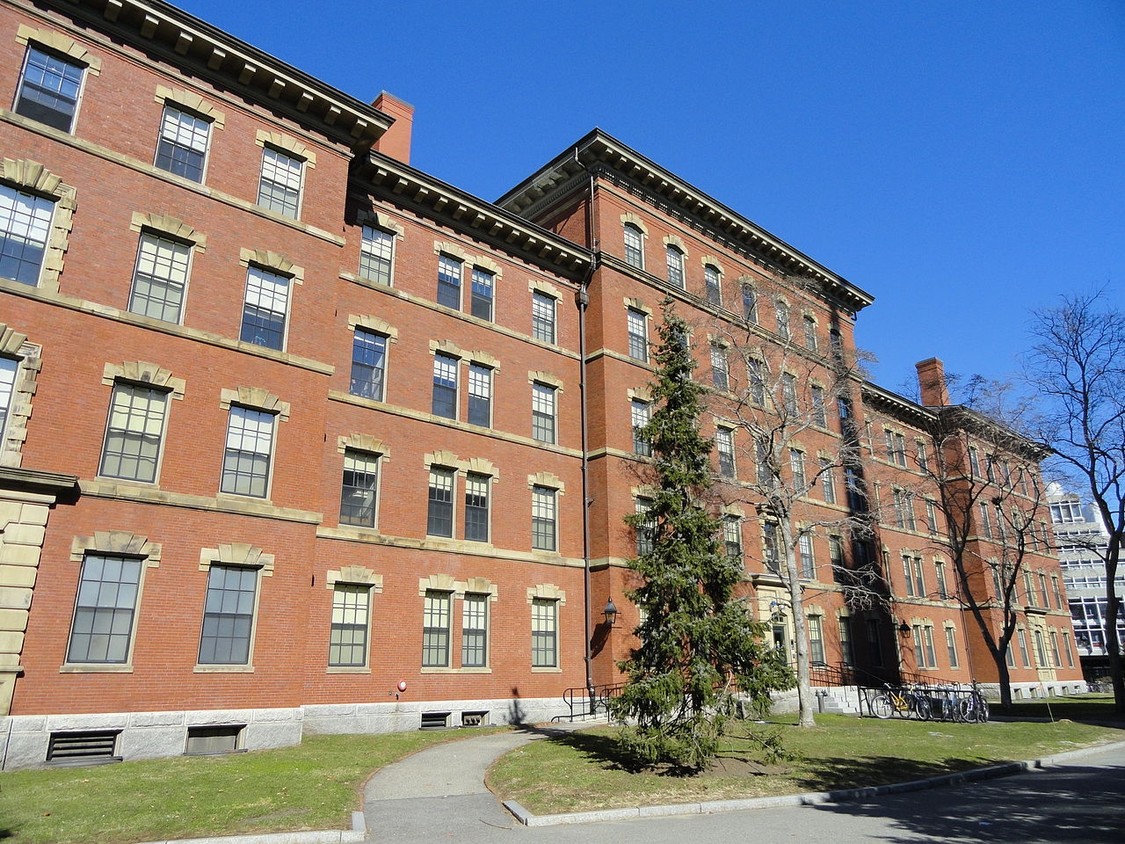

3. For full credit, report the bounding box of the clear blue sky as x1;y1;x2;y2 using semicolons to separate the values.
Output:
179;0;1124;396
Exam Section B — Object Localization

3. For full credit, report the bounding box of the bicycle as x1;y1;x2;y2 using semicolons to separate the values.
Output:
957;682;989;723
871;683;930;720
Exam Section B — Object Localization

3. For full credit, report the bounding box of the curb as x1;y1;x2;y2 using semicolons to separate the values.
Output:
502;739;1125;828
136;811;367;844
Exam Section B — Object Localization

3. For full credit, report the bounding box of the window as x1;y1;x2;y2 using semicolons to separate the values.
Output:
763;522;780;572
922;625;937;668
66;554;142;663
627;308;648;362
1050;631;1062;668
935;560;949;599
467;363;492;427
903;555;916;598
820;459;836;504
531;382;557;444
756;438;772;486
257;147;302;218
1050;501;1084;524
775;300;790;340
221;407;274;498
623;223;643;268
240;266;290;350
1034;629;1048;668
470;267;494;321
867;618;884;666
350;329;387;401
531;485;558;551
665;245;685;289
359;225;394;285
789;449;806;489
829;328;843;358
531;597;559;667
1051;575;1063;609
829;536;845;582
1038;572;1050;608
531;291;556;343
462;593;488;667
329;585;369;667
129;233;190;323
716;428;735;477
892;488;907;528
635;497;655;556
0;184;53;285
885;430;906;466
969;446;982;478
839;617;855;666
799;533;815;579
911;556;925;597
436;254;462;309
631;399;651;456
98;383;167;483
916;440;929;472
1063;631;1075;667
0;357;17;441
427;467;455;537
198;564;258;665
15;46;84;132
810;385;827;427
808;616;825;664
340;449;379;528
742;284;758;323
943;626;959;668
155;105;210;182
723;516;742;560
903;492;917;531
422;590;452;667
432;353;458;419
845;466;865;511
748;358;765;406
925;499;939;533
803;315;818;350
704;265;722;305
1017;628;1031;667
978;502;993;539
464;472;489;542
781;373;797;415
710;343;729;391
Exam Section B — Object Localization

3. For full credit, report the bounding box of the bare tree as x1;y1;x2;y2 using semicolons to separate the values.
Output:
1026;290;1125;712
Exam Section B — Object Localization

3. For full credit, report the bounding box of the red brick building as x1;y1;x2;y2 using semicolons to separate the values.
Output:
0;0;1082;768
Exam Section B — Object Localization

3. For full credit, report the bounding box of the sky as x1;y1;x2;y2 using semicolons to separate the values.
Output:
178;0;1125;397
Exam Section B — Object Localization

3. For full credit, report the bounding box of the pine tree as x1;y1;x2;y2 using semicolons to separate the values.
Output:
611;301;791;771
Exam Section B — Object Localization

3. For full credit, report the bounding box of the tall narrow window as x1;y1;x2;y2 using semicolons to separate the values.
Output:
635;497;655;556
531;485;557;551
470;267;494;321
945;626;959;668
829;328;843;358
531;291;556;343
716;428;735;478
867;618;884;666
903;555;916;598
198;564;258;665
704;265;722;305
329;585;369;667
359;225;394;285
1049;631;1062;668
799;532;815;579
432;353;458;419
340;449;379;528
885;430;907;466
665;245;685;289
829;536;845;582
257;147;303;218
775;299;790;340
99;383;168;483
723;516;742;560
1017;628;1031;667
925;499;939;533
631;399;651;456
710;344;729;391
803;315;818;350
748;358;765;406
781;373;798;415
240;266;290;350
531;382;557;444
820;459;836;504
422;590;451;667
67;554;142;664
756;438;772;486
916;440;929;472
911;556;925;597
1034;629;1048;667
839;617;855;665
742;283;758;323
978;502;993;538
922;625;937;668
0;357;17;441
810;385;827;427
462;593;488;667
623;223;643;268
763;522;780;572
15;46;84;132
350;329;387;401
129;233;191;323
627;308;648;362
155;105;210;182
464;472;489;542
808;616;825;664
1051;576;1063;609
221;407;274;498
427;467;455;537
789;449;806;489
467;363;492;427
969;446;982;478
531;597;558;667
436;254;462;309
0;184;54;285
935;559;949;599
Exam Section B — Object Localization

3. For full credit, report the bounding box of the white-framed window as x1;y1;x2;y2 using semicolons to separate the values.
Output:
66;554;143;664
808;615;825;663
762;521;780;571
623;223;644;268
531;597;558;667
820;459;836;504
810;385;827;427
748;358;765;406
742;283;758;323
340;448;379;528
221;406;275;498
756;438;772;486
437;254;462;309
723;515;742;559
781;373;798;415
969;445;982;478
799;532;816;579
945;626;960;668
531;290;556;343
916;440;929;472
257;147;303;218
885;430;907;466
839;617;855;665
775;299;790;340
467;363;492;427
350;328;387;401
631;398;651;456
627;307;648;362
155;105;211;182
129;232;191;323
531;382;557;444
15;45;85;132
704;265;722;306
422;589;452;667
198;564;259;665
470;267;494;321
803;315;818;350
935;559;949;598
531;485;557;551
789;448;806;489
1017;628;1031;667
359;225;395;285
978;501;993;538
0;184;54;286
716;428;735;477
635;496;655;556
240;266;290;350
0;356;18;443
710;343;729;391
464;471;490;542
665;244;685;289
329;584;370;667
461;592;488;667
925;499;939;533
829;535;845;582
427;467;455;537
98;383;168;484
432;352;458;419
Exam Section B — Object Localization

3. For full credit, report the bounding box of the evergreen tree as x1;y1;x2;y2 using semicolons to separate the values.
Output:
611;302;792;771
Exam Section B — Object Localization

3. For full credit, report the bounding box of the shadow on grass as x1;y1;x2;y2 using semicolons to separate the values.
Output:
996;699;1125;726
791;754;1005;793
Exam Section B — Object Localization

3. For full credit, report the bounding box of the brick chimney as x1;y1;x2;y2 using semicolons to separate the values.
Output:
916;357;951;407
372;92;413;164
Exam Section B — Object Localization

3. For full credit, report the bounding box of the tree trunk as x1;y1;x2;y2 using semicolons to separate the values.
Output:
782;532;815;728
997;655;1012;710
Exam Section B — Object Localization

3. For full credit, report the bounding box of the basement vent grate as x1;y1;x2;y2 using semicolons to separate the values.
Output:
461;711;488;727
420;711;451;730
46;730;121;765
185;724;244;755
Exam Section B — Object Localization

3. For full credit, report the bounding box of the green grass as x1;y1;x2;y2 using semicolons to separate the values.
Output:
0;729;499;844
487;714;1124;815
997;693;1124;723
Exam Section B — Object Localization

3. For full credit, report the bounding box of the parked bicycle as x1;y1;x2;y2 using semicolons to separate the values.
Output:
871;683;931;720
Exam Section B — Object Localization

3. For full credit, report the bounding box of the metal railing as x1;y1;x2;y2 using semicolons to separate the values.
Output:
555;682;625;722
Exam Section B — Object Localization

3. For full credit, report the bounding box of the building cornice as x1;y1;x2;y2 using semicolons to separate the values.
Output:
861;381;935;427
497;129;875;313
47;0;393;150
352;152;594;281
0;466;79;495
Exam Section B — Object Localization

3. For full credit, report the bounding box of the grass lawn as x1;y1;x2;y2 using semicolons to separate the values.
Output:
487;713;1124;815
997;693;1124;723
0;729;499;844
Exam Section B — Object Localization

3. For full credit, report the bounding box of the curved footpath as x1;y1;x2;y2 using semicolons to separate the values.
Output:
137;725;1125;844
